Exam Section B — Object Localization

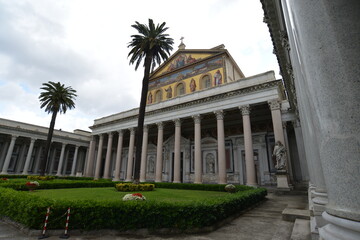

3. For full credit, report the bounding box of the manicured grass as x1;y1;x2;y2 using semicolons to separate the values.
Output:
31;187;228;202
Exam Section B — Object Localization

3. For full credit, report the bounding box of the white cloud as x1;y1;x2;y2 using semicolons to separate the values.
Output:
0;0;279;132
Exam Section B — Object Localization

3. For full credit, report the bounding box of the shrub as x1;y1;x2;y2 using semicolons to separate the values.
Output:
27;175;55;181
0;186;267;231
115;183;155;192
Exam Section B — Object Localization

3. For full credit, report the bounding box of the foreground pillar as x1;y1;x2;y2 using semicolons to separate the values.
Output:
125;128;135;182
155;122;164;182
193;115;202;184
113;130;124;181
140;126;148;182
103;132;114;179
84;136;96;177
240;105;257;186
215;110;227;184
173;119;182;183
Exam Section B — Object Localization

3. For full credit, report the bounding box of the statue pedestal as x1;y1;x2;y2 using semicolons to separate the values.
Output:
276;170;291;191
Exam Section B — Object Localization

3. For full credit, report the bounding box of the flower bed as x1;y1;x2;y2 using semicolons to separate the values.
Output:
115;183;154;192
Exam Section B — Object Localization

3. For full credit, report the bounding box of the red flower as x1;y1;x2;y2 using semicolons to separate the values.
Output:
132;193;143;198
1;178;8;180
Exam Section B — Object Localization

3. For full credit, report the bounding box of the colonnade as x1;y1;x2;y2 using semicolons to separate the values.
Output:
0;135;88;176
87;100;286;184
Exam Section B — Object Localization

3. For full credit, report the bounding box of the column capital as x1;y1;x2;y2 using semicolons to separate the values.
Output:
11;135;19;139
108;132;114;138
239;105;251;115
129;128;136;135
173;118;182;127
98;133;105;139
192;114;202;124
143;125;148;132
268;100;281;110
30;138;37;142
214;110;224;120
156;122;164;130
292;119;301;128
117;129;124;136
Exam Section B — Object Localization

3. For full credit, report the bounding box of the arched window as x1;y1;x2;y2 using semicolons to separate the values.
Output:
155;90;162;103
201;75;211;89
176;83;185;96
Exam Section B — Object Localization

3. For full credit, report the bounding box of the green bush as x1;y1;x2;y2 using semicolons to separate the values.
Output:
152;182;253;192
115;183;155;192
0;186;267;231
27;175;55;181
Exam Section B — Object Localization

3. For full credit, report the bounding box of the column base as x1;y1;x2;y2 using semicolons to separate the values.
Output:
319;212;360;240
112;178;120;182
276;170;290;190
0;171;8;175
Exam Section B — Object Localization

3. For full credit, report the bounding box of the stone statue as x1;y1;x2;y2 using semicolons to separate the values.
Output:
272;141;287;170
206;153;215;173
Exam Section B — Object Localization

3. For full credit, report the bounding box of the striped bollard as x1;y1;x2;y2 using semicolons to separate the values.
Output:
38;207;50;239
59;207;71;239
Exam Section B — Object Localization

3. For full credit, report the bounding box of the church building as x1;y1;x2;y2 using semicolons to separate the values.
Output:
84;43;307;187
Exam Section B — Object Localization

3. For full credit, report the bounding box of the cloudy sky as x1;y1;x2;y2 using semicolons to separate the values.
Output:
0;0;279;132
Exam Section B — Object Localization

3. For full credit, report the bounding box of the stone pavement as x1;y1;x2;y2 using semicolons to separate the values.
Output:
0;192;308;240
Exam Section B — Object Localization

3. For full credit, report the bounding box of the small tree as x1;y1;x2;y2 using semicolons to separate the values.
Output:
38;81;77;175
128;19;174;183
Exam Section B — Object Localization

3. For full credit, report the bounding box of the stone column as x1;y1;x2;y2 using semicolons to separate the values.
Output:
155;122;164;182
0;141;10;169
94;134;104;179
125;128;135;182
22;138;36;175
85;136;96;177
103;132;114;179
268;100;285;145
49;147;57;174
56;143;67;176
1;135;18;174
284;1;360;239
113;130;124;181
70;145;79;176
33;145;43;174
173;119;182;183
16;144;27;173
193;115;202;184
240;105;257;186
140;125;149;182
215;110;227;184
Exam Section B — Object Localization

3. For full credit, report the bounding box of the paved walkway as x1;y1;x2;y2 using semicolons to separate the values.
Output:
0;192;308;240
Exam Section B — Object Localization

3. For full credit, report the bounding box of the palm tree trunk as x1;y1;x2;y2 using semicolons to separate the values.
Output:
39;110;58;176
133;55;152;183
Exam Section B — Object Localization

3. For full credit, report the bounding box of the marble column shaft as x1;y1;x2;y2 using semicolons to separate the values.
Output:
193;115;202;184
215;111;227;184
113;130;124;181
1;135;17;174
140;126;148;182
125;128;135;182
173;119;181;183
103;133;114;179
94;134;104;179
56;143;67;176
85;137;96;177
22;138;36;175
70;145;79;176
240;105;257;186
155;123;164;182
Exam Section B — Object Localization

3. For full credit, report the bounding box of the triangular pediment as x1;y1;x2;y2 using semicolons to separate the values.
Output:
151;48;226;79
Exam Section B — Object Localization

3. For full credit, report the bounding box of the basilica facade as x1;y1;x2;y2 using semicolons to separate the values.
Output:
84;44;307;186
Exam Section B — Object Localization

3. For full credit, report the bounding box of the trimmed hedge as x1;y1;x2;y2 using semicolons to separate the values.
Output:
0;186;267;230
152;182;253;192
115;183;155;191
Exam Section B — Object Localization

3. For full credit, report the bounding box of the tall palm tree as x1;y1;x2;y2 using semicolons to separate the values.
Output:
38;81;77;176
128;19;174;183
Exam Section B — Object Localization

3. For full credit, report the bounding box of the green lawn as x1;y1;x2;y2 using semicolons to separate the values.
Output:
31;187;228;203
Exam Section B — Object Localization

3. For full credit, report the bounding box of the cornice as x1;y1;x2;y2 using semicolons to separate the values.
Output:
91;80;281;129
